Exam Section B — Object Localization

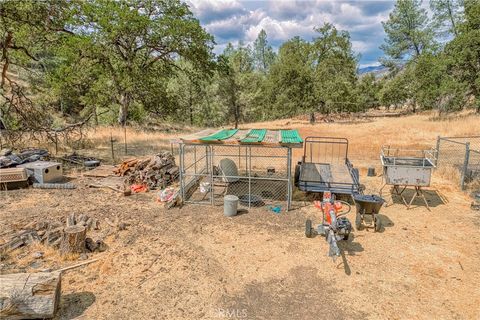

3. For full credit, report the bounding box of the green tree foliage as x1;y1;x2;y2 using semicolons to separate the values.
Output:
70;0;215;125
2;0;478;135
380;0;480;114
381;0;435;60
430;0;464;36
265;37;313;118
0;0;76;132
411;53;465;112
356;74;381;111
1;0;215;131
311;23;358;114
379;68;413;109
445;0;480;112
216;42;261;127
253;29;276;74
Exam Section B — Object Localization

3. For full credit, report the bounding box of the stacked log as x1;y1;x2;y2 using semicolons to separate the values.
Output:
0;214;100;253
0;272;61;320
114;151;178;189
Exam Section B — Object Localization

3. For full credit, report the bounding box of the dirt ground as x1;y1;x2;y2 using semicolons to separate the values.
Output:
1;112;480;319
1;169;479;319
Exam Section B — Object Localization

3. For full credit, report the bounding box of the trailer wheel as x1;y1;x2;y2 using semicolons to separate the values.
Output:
305;219;312;238
355;212;362;230
374;215;382;232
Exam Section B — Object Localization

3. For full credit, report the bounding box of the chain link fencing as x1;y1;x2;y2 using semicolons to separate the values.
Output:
179;144;293;210
436;136;480;191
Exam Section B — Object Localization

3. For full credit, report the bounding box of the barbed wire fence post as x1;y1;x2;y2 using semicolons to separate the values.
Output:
435;136;441;166
461;142;470;190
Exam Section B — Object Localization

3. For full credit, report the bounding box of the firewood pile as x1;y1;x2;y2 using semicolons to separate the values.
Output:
113;151;179;189
0;213;104;254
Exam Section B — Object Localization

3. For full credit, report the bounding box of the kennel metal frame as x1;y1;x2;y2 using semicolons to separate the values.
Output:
177;130;303;211
379;145;437;210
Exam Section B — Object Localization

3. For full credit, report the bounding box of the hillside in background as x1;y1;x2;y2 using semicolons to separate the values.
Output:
358;65;390;78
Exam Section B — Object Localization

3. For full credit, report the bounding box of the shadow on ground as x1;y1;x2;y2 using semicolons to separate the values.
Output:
388;187;447;209
219;266;367;320
56;291;95;320
337;234;364;275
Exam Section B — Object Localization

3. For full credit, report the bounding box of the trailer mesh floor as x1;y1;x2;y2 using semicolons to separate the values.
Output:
300;163;352;184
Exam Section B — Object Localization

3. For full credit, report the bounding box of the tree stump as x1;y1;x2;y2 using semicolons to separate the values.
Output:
0;272;61;320
60;226;86;255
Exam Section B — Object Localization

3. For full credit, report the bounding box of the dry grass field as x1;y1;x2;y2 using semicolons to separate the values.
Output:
1;111;479;320
76;110;479;167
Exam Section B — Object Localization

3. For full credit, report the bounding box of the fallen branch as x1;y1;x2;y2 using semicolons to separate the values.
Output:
54;258;100;273
88;183;131;196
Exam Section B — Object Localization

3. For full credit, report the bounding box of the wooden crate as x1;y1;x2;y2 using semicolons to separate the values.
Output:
0;167;28;183
0;167;29;190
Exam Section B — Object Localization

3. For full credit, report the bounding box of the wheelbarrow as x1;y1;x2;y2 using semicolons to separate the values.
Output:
353;194;384;232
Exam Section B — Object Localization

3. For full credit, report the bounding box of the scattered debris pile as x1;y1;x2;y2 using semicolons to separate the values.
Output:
0;148;49;168
60;152;100;167
0;213;105;255
114;151;179;189
158;186;181;209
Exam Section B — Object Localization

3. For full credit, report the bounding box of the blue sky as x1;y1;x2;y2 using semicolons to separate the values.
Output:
186;0;397;67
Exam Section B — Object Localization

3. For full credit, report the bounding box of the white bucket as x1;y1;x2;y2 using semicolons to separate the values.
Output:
224;195;239;217
200;182;211;193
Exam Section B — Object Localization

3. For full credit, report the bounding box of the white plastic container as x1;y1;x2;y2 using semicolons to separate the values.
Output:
224;195;239;217
18;161;63;183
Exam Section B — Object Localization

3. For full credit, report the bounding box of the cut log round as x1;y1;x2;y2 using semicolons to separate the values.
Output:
0;272;61;320
66;213;76;228
60;226;86;255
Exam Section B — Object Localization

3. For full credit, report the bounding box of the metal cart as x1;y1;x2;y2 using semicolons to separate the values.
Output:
295;137;360;195
380;146;436;210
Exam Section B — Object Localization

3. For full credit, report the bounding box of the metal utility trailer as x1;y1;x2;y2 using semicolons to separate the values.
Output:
295;137;360;195
380;146;436;210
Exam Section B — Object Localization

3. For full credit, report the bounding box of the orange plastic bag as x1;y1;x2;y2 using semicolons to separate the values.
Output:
130;184;148;193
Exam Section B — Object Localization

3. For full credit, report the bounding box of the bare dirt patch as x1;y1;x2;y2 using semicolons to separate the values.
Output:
1;171;479;319
1;112;480;319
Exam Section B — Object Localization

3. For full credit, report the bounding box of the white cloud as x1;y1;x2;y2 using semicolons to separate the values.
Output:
244;16;317;43
352;40;369;53
187;0;246;23
192;0;395;65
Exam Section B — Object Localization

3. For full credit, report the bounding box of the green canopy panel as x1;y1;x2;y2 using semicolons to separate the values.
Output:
241;129;267;143
188;128;303;146
200;129;239;141
281;130;303;144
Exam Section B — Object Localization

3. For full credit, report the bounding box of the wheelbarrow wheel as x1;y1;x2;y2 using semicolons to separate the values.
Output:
355;212;362;231
374;215;382;232
305;219;313;238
